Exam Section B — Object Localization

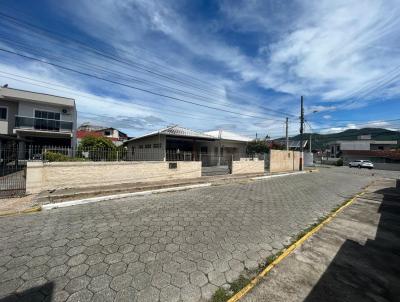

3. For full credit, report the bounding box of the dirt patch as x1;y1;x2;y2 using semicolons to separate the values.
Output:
0;195;37;213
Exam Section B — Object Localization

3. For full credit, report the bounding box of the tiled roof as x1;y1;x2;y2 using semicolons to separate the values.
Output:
161;126;215;139
125;126;215;142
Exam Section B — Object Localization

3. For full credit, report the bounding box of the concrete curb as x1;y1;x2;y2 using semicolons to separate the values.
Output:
251;170;308;181
42;183;212;210
227;186;364;302
0;206;42;217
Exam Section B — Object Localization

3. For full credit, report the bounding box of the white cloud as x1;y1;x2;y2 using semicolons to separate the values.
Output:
1;0;399;136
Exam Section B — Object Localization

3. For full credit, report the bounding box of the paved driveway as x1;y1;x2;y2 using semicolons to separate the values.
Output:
0;169;376;301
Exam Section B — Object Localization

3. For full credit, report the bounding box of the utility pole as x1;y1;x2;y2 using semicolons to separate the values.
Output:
285;117;289;151
299;96;304;171
309;133;312;152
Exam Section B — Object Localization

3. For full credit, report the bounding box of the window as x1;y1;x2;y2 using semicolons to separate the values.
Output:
145;144;152;149
378;146;384;150
35;110;60;120
104;130;111;136
34;110;61;131
0;107;7;120
153;143;161;148
139;145;144;149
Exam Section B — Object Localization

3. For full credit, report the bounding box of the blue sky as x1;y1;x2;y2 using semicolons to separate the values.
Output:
0;0;399;138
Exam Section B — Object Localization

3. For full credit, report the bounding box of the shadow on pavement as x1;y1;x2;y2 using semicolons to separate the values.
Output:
304;186;400;302
0;282;54;302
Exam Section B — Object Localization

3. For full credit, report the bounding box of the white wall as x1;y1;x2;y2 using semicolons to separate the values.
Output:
125;135;166;160
18;101;74;122
340;141;370;150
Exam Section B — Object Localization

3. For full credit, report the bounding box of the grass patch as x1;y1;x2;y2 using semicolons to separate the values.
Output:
211;288;231;302
230;275;251;293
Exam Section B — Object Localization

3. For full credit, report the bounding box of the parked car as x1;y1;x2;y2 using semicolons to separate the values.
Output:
348;160;374;169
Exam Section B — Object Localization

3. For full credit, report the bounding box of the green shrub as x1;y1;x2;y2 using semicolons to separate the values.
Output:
44;151;71;162
78;135;118;161
44;151;86;162
211;288;230;302
335;158;343;166
79;135;116;149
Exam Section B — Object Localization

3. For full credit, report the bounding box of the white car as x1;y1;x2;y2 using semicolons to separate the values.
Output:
348;160;374;169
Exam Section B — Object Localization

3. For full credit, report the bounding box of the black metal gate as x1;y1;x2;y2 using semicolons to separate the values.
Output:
0;146;26;197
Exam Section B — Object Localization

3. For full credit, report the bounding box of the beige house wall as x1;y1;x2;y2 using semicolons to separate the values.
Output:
231;159;264;175
125;135;166;161
269;150;301;173
26;160;201;194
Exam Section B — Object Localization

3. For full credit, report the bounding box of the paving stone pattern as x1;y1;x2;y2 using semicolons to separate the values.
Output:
0;169;375;301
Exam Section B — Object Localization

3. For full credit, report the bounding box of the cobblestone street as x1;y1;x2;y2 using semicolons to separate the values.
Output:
0;168;380;301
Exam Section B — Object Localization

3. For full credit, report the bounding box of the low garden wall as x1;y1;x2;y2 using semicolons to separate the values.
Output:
26;161;202;194
231;159;265;175
269;150;301;173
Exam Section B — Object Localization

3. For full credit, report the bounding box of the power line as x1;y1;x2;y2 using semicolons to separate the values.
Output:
0;72;281;126
0;12;296;118
0;47;285;121
0;35;293;121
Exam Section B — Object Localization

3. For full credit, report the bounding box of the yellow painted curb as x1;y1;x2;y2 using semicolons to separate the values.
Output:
227;190;365;302
0;206;42;217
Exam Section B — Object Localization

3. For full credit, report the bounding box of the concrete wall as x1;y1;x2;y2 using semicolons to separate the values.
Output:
0;100;18;135
231;159;264;175
373;163;400;171
269;150;301;173
125;135;166;161
26;161;201;194
340;141;370;150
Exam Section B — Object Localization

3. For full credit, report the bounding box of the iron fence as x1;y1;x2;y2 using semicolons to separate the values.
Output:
0;145;266;163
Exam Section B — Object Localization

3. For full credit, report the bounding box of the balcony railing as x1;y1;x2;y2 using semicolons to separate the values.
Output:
15;116;73;132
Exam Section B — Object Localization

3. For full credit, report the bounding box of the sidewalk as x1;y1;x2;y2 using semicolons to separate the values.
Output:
240;178;400;302
37;169;314;204
0;169;315;214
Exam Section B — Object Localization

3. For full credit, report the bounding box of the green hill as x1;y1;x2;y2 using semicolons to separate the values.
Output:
281;128;400;150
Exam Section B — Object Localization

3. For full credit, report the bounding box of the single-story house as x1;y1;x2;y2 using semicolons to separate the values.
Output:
124;125;252;164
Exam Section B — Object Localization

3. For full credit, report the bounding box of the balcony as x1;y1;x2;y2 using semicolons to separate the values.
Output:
15;116;73;133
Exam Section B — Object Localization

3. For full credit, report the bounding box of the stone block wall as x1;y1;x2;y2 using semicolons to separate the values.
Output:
269;150;301;173
231;159;265;175
26;161;202;194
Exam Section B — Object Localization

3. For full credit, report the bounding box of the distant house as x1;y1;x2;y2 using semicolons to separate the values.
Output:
326;134;399;168
327;134;397;158
77;123;129;146
0;86;77;148
124;125;251;162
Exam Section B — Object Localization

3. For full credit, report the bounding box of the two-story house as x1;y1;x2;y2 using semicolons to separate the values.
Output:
0;86;77;148
328;135;397;158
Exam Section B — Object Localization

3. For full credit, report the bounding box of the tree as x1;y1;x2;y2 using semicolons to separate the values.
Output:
78;135;116;150
246;140;269;154
78;135;117;161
